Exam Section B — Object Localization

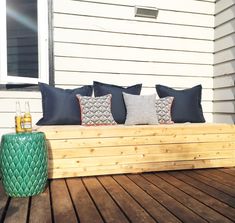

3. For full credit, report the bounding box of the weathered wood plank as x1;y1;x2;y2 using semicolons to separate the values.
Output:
98;176;156;223
184;170;235;198
66;178;104;223
4;198;29;223
83;177;129;223
220;168;235;177
29;187;52;223
162;173;235;220
195;169;235;187
113;175;181;223
143;173;233;223
128;174;206;223
50;180;77;223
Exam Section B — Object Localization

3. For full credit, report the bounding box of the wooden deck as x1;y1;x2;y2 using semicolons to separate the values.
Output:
1;168;235;223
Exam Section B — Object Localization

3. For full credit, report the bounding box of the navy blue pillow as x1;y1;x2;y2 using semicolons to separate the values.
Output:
37;83;93;125
93;81;142;124
156;84;205;123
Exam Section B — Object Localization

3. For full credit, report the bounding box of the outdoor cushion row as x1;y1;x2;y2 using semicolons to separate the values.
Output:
36;81;205;127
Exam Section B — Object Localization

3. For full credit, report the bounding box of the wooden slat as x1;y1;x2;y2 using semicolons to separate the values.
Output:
160;172;235;221
29;187;52;223
37;124;235;139
113;175;181;223
49;150;235;169
47;133;235;149
4;198;29;223
48;158;235;179
83;177;129;223
143;173;233;223
50;180;77;223
98;176;156;223
48;142;235;158
170;171;235;208
66;178;104;223
128;174;206;223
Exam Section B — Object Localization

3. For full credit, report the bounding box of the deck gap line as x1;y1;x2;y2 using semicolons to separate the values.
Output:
194;170;235;188
192;170;235;188
0;197;11;223
141;173;209;222
125;174;183;223
81;178;107;223
96;176;132;223
111;174;160;223
218;169;235;177
65;179;80;223
26;197;32;223
171;171;235;208
187;170;235;199
157;172;235;222
48;181;55;223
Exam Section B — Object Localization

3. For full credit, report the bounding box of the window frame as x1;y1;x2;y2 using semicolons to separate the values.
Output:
0;0;49;85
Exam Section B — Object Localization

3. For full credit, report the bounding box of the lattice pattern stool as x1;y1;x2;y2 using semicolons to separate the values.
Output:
0;132;48;197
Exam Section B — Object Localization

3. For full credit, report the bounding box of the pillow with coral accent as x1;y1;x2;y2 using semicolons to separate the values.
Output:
77;94;117;126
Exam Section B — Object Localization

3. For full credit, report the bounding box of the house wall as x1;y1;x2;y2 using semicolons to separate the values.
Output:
214;0;235;123
0;0;215;136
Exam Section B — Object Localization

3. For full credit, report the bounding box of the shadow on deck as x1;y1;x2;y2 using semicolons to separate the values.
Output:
1;168;235;223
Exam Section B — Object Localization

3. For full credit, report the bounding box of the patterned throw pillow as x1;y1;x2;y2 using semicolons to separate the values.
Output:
156;97;174;124
77;94;117;126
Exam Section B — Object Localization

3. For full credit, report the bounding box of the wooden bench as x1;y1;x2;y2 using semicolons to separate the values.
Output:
36;123;235;179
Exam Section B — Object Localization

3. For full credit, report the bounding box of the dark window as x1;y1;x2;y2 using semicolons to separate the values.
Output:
7;0;38;78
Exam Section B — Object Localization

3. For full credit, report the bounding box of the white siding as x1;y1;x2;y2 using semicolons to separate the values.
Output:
214;0;235;123
0;0;215;138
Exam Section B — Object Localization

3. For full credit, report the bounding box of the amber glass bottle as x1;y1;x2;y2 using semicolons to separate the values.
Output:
15;101;24;133
23;101;32;132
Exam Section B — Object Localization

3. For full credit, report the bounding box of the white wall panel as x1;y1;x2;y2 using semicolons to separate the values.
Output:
214;0;235;123
0;0;215;134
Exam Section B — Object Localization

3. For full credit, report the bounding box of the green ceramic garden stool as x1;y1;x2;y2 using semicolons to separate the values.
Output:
0;132;48;197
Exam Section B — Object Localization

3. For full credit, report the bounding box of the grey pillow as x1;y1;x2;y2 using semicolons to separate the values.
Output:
123;93;158;125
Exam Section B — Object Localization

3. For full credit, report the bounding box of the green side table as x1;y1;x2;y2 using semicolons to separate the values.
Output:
0;132;48;197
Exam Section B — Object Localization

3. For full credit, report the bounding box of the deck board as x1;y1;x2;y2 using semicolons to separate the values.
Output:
66;178;104;223
29;187;52;223
83;177;129;223
1;168;235;223
98;176;155;223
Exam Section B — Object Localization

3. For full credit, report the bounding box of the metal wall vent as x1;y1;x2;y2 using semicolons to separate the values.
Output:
135;6;158;19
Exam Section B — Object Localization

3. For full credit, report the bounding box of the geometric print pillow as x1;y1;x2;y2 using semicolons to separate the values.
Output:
76;94;117;126
156;97;174;124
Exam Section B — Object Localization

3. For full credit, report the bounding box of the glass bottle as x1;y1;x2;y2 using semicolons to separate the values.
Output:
23;101;32;132
15;101;24;133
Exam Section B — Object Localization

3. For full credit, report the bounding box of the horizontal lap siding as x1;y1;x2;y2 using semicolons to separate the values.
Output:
214;0;235;123
53;0;214;122
0;0;214;138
